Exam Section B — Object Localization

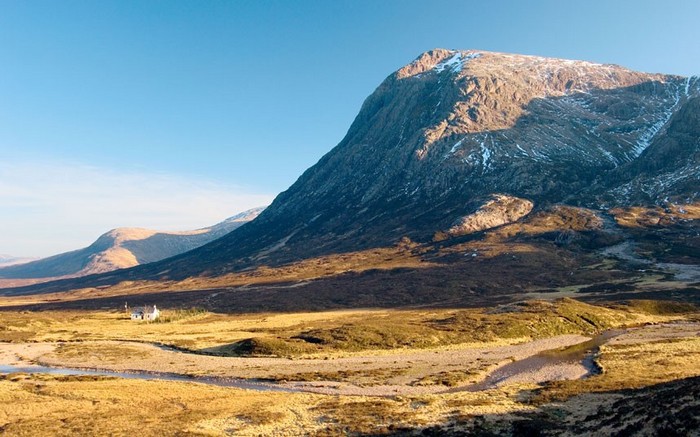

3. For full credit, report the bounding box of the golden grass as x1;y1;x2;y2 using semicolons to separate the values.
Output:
0;301;698;435
599;338;700;386
0;244;432;307
0;372;542;436
53;343;152;363
611;202;700;228
0;308;387;352
0;376;328;436
2;342;698;437
0;299;693;357
228;298;692;357
533;336;700;404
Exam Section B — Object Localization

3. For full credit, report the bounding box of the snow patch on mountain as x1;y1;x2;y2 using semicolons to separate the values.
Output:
444;138;466;159
433;51;481;74
480;138;492;170
632;82;684;158
610;162;700;203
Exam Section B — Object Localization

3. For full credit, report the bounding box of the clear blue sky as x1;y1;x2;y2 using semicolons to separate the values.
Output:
1;0;699;257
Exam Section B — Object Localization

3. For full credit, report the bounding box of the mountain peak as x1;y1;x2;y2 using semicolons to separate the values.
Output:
97;49;691;280
221;206;266;225
175;50;694;271
376;49;695;173
397;48;481;79
397;48;663;90
0;254;37;267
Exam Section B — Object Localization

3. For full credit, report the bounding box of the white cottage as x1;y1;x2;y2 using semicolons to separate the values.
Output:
130;305;160;321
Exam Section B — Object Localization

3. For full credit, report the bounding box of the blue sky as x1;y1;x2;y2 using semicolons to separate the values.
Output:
1;0;699;257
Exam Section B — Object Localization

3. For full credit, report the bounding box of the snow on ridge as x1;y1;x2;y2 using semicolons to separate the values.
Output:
610;162;699;202
496;51;614;70
434;51;481;74
479;135;492;170
684;76;700;96
434;52;462;73
598;145;619;166
445;138;465;157
632;82;684;158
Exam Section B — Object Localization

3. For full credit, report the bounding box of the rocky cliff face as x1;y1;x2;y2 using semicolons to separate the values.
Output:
139;49;697;278
600;95;700;204
0;207;264;280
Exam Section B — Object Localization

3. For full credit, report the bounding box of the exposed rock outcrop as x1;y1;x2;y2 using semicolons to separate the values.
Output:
448;195;533;236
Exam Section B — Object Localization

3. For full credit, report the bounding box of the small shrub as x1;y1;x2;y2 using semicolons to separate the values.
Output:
622;300;697;315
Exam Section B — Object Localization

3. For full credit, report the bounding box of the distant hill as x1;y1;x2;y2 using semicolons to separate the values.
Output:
0;207;264;281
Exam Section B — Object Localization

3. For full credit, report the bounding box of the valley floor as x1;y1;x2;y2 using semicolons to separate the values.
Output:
1;334;594;397
0;304;699;435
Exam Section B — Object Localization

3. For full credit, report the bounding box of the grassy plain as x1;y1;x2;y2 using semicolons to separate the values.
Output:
0;330;699;435
0;298;692;356
0;298;698;434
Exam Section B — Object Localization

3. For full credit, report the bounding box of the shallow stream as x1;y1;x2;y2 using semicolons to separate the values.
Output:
0;329;625;394
0;364;292;392
452;329;624;392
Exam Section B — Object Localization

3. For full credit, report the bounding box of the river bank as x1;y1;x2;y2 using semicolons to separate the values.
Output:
2;321;697;397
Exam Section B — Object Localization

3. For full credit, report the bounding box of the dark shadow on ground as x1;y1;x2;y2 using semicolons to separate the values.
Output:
355;376;700;436
0;252;698;314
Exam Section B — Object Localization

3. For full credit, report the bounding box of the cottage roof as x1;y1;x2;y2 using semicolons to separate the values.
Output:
131;305;158;314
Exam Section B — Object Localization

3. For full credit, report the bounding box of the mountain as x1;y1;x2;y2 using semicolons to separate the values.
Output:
144;49;698;275
0;255;36;267
4;49;699;303
0;207;264;281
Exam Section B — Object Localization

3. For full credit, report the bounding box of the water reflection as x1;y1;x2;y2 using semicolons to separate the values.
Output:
0;364;291;392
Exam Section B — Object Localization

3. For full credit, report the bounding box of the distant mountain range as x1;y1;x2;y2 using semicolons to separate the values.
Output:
0;207;264;281
4;49;698;306
0;255;37;267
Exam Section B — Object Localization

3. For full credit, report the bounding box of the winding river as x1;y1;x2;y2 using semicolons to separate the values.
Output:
0;325;682;395
0;364;293;392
